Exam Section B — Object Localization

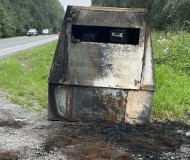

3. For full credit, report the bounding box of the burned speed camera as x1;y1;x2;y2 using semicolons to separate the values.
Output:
48;6;156;125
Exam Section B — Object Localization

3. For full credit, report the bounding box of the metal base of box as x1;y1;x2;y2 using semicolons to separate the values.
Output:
48;84;154;125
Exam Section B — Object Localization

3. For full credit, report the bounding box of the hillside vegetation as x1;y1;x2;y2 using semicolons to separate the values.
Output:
92;0;190;31
0;0;64;38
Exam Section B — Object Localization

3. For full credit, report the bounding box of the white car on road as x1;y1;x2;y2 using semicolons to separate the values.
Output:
27;29;38;36
42;29;50;35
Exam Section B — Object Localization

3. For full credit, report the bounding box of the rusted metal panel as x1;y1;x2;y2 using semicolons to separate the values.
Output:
48;6;73;84
72;6;147;29
72;6;147;12
125;90;154;125
63;42;145;90
48;84;127;122
48;37;64;84
140;25;156;91
72;87;127;122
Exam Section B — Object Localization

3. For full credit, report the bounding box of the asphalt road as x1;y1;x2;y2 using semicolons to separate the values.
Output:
0;35;58;60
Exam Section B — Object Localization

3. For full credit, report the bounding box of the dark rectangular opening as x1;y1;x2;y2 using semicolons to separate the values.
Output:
72;25;140;45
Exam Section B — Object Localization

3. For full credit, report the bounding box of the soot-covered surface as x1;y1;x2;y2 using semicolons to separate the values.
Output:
42;120;190;160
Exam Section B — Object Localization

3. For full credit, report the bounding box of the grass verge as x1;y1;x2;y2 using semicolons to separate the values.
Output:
0;41;56;112
152;65;190;121
152;32;190;121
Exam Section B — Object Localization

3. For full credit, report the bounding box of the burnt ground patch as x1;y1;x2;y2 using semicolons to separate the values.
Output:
65;140;134;160
0;150;21;160
0;120;26;129
42;121;190;160
43;135;134;160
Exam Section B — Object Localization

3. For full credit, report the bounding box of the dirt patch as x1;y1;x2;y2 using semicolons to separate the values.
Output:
43;136;134;160
41;120;190;159
0;150;21;160
0;120;26;129
19;57;35;71
65;141;134;160
43;135;81;154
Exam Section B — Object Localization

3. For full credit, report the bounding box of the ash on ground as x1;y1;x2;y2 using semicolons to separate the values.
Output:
0;91;190;160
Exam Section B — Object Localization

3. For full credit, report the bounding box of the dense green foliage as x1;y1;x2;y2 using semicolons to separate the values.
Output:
0;0;64;38
91;0;190;31
152;32;190;121
153;32;190;75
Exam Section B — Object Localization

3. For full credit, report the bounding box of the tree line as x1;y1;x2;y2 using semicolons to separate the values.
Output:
0;0;64;38
91;0;190;31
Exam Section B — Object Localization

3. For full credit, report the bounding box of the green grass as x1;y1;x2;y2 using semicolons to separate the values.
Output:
0;41;56;112
0;32;189;121
152;65;190;121
152;32;190;121
153;31;190;75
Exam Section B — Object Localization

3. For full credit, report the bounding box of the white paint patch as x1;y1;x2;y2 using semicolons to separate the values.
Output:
54;86;67;117
92;44;144;89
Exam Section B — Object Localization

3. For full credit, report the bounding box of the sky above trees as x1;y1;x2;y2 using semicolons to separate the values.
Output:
59;0;91;10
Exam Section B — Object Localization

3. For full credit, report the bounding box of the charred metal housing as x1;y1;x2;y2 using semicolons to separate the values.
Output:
48;6;156;125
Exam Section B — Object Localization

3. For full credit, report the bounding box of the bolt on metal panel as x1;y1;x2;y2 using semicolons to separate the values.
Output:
48;6;156;125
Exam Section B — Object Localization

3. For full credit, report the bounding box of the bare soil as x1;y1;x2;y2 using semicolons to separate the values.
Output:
0;91;190;160
0;120;26;129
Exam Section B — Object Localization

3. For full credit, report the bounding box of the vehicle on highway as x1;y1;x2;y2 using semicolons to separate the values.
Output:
42;29;50;35
27;29;38;36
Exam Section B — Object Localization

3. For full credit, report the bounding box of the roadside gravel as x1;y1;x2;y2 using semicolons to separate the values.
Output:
0;91;67;160
0;90;190;160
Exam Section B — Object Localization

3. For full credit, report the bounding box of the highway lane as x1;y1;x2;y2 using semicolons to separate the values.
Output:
0;35;58;60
